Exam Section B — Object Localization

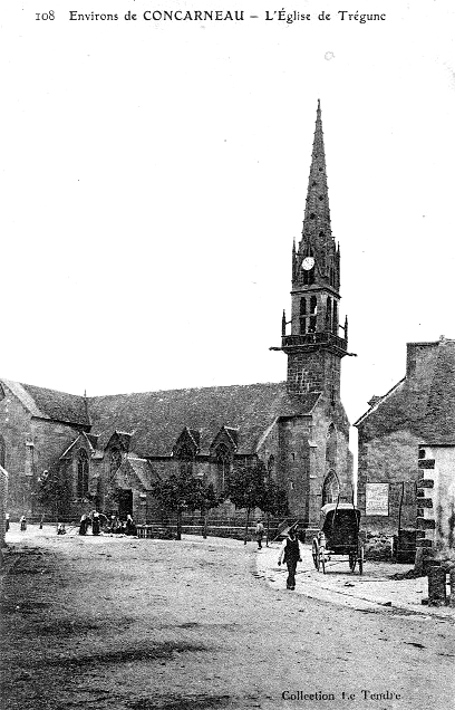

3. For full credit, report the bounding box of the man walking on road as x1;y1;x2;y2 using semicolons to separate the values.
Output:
278;529;302;590
255;519;264;549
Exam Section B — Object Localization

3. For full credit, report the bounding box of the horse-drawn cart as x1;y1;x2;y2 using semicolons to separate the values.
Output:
312;502;364;575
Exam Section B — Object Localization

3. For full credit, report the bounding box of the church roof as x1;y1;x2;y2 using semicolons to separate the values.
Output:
2;376;321;456
2;379;90;427
354;338;455;445
88;383;320;457
126;457;156;489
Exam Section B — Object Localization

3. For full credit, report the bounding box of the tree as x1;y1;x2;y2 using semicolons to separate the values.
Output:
150;470;220;541
199;482;219;539
228;459;290;545
227;460;267;545
260;479;290;545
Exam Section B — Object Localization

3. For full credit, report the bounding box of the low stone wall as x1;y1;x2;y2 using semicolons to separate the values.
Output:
137;524;280;542
363;532;394;560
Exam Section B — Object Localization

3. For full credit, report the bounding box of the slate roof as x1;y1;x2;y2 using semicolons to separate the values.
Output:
354;338;455;445
2;376;321;456
2;379;90;427
21;383;90;426
126;457;156;489
88;383;320;458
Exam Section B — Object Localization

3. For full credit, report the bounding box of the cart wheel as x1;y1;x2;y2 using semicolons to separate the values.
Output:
349;552;357;572
320;548;326;574
358;545;364;575
312;539;320;570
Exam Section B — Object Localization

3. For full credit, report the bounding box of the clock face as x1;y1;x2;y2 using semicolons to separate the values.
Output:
302;256;315;271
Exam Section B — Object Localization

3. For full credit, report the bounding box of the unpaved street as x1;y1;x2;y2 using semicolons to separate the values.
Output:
1;532;454;710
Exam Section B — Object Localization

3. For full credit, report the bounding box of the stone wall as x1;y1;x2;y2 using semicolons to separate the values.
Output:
0;385;32;516
276;417;311;520
415;444;455;571
309;398;352;526
357;429;419;538
0;382;86;518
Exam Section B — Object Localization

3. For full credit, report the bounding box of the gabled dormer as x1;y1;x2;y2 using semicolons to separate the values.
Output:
105;430;133;478
173;427;201;460
209;425;239;459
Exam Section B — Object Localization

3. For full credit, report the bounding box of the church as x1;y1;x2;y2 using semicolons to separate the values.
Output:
0;103;353;529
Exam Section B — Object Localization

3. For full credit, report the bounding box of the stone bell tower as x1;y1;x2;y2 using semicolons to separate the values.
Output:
280;100;349;404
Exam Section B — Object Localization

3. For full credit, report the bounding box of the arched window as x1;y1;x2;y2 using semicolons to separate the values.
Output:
309;296;318;333
109;448;122;477
215;443;231;493
332;300;338;335
322;470;340;506
326;296;332;332
303;266;315;286
77;449;89;498
299;297;307;334
178;444;194;478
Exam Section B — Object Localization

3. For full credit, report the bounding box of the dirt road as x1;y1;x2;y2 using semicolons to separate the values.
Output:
1;531;454;710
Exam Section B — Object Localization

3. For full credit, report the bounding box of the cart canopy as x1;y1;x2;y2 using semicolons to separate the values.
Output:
320;503;361;549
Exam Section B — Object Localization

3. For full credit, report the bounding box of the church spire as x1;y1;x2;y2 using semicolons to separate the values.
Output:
301;100;332;258
271;102;349;398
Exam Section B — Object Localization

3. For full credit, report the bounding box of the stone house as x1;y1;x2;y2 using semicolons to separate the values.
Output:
355;336;455;558
1;102;353;530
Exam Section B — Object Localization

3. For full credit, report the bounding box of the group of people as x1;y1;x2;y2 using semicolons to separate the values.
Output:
4;511;137;537
108;514;137;536
78;512;103;535
78;512;137;536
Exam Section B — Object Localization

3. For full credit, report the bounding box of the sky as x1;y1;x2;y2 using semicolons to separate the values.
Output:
1;0;455;429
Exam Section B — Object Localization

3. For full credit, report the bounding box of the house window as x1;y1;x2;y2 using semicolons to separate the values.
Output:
77;449;89;498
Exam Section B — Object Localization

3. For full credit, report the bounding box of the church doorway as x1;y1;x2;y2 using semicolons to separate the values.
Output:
322;470;340;506
117;489;133;519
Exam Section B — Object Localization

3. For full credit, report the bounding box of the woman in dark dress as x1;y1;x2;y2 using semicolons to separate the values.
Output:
125;514;137;536
79;514;88;535
92;513;100;536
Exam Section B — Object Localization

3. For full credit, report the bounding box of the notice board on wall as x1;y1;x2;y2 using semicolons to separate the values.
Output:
366;483;389;516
